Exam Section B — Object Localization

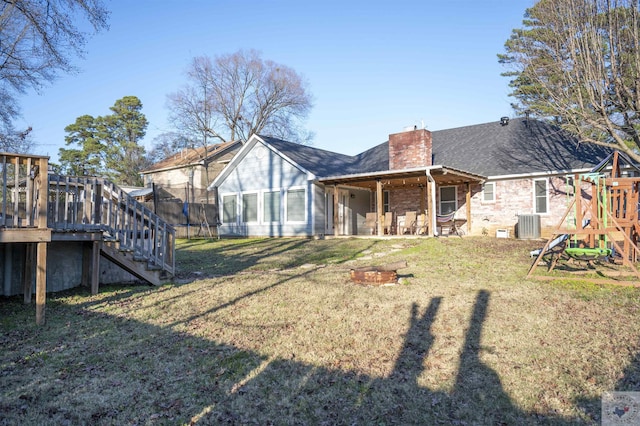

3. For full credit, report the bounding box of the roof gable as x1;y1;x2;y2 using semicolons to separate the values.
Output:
142;140;241;174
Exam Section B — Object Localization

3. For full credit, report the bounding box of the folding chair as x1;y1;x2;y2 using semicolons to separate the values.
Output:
384;211;395;235
364;212;377;235
399;211;417;235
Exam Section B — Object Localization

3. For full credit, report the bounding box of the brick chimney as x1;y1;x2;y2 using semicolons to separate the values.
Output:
388;127;432;170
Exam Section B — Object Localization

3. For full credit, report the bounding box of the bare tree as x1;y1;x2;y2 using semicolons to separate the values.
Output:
0;0;109;136
166;50;313;202
499;0;640;161
0;122;33;152
167;49;314;144
146;131;194;166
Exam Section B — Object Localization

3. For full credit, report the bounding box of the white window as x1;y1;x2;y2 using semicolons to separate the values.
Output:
534;179;548;214
286;188;305;222
483;182;495;202
439;186;457;215
263;191;281;223
222;194;237;223
242;193;258;223
383;190;390;212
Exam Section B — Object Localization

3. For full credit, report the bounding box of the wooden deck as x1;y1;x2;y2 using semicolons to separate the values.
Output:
0;153;176;325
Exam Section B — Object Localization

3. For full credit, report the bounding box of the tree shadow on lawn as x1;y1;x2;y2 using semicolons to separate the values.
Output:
1;288;596;424
175;238;381;278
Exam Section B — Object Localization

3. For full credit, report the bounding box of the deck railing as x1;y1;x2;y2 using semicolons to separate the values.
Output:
47;175;176;275
0;153;48;229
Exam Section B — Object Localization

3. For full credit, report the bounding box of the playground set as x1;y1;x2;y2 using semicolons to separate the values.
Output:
527;151;640;285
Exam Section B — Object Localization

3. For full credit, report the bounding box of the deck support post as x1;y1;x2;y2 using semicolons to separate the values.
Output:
91;241;100;295
3;246;11;297
81;242;91;288
35;241;47;325
23;244;35;303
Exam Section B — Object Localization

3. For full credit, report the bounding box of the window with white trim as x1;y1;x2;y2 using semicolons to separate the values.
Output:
222;194;237;223
483;182;495;202
263;191;281;223
242;193;258;223
534;179;548;214
439;186;457;215
286;188;305;222
383;190;390;212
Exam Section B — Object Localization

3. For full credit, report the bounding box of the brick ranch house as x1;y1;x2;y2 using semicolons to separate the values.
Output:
209;117;610;238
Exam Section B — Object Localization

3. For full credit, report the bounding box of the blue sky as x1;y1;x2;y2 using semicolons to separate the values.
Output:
18;0;534;162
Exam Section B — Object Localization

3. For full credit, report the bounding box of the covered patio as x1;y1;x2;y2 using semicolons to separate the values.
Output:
318;165;485;237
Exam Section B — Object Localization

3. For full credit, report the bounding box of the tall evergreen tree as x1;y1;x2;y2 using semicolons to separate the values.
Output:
499;0;640;161
59;96;148;185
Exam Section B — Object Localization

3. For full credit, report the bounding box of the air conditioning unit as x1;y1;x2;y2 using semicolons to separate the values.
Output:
517;214;541;239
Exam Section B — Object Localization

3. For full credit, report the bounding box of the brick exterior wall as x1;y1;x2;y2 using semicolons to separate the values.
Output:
383;175;578;238
388;129;432;170
389;188;424;217
467;176;574;237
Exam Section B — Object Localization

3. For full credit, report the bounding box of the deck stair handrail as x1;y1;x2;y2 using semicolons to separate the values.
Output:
48;174;175;276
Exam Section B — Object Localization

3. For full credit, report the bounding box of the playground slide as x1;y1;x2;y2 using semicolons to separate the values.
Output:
529;219;590;258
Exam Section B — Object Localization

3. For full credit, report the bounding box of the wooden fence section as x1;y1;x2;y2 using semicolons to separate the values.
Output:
48;175;176;275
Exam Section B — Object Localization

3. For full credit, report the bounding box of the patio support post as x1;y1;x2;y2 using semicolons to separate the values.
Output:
426;170;436;237
333;186;339;237
419;185;426;233
466;183;472;234
376;179;383;236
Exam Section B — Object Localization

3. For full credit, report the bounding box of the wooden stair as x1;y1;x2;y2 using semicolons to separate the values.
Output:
100;242;169;286
48;175;176;286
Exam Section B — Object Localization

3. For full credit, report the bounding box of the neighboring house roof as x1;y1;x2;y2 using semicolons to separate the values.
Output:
142;140;241;174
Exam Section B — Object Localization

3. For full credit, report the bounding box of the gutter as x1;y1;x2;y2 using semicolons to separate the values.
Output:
486;167;594;181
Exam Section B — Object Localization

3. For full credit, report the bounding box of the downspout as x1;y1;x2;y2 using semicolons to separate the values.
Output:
426;168;437;236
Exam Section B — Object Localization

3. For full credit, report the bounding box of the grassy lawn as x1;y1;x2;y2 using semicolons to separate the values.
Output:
2;236;640;425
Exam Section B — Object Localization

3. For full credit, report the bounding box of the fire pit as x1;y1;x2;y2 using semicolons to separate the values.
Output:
349;261;407;285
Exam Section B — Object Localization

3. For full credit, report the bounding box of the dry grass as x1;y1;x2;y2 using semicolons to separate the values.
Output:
2;236;640;425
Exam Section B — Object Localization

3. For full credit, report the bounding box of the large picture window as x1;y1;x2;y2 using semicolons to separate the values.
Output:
263;191;281;223
286;188;305;222
222;195;237;223
439;186;457;215
534;179;548;214
242;193;258;223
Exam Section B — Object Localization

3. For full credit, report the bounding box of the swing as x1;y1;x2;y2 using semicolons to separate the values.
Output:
564;246;612;261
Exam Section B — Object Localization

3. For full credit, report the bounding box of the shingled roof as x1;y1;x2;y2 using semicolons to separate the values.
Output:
260;136;363;177
142;140;241;173
259;118;611;180
430;117;610;176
